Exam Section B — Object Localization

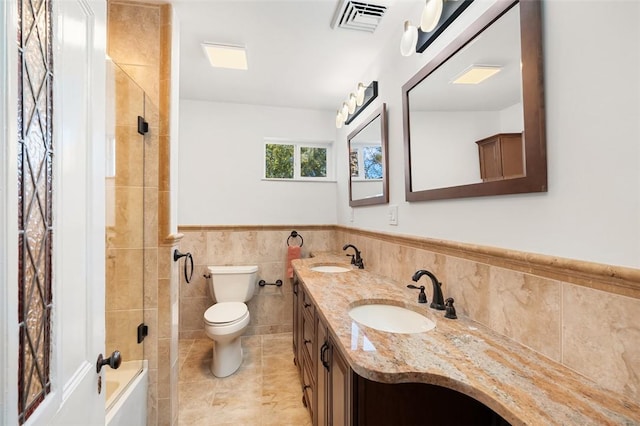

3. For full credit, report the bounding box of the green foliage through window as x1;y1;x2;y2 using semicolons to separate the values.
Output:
264;141;330;180
265;144;294;178
300;147;327;177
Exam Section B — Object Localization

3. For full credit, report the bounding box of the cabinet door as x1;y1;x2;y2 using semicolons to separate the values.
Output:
500;134;524;178
316;318;329;426
293;276;302;375
330;338;352;426
477;137;503;181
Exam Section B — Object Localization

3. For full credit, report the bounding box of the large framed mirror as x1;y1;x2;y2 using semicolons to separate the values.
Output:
348;103;389;207
402;0;546;202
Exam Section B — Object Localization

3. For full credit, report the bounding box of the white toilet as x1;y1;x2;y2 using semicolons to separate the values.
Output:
203;265;258;377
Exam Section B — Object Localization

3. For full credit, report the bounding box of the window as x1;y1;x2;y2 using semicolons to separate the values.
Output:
350;144;383;180
18;0;54;422
264;141;332;180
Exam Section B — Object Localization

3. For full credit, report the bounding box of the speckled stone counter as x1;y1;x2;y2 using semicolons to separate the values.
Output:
292;253;640;425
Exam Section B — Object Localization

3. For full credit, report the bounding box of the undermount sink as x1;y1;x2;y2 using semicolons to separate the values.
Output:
310;265;351;273
349;303;435;334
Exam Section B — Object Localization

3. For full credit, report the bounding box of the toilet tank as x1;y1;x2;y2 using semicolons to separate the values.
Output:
207;265;258;303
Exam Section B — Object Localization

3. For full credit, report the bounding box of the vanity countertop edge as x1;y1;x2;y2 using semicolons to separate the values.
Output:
292;253;640;426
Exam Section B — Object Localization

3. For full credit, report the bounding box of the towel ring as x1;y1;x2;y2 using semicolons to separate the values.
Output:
287;230;303;247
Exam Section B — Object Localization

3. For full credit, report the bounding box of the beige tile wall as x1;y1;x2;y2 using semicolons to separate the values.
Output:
334;226;640;402
108;2;176;425
177;227;338;339
177;224;639;401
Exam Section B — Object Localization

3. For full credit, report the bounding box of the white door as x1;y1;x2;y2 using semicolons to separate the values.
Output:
0;0;108;424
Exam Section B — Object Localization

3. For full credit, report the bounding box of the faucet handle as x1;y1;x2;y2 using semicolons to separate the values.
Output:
444;298;457;319
345;254;355;264
407;285;427;303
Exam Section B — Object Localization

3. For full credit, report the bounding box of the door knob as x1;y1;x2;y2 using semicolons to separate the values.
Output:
96;350;122;373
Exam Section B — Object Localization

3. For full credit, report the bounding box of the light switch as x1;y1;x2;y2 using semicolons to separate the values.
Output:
389;205;398;225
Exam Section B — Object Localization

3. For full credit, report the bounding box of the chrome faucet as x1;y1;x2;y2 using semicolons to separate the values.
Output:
411;269;445;310
342;244;364;269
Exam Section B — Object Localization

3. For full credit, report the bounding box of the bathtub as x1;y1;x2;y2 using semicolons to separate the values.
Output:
105;360;148;426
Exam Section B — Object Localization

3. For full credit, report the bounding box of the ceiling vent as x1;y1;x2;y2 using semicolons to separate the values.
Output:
331;0;388;33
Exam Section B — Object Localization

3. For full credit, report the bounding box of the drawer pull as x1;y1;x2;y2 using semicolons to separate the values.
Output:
304;339;312;344
320;342;330;372
303;302;312;308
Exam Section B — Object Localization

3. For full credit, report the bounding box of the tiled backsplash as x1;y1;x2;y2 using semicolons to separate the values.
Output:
178;224;640;402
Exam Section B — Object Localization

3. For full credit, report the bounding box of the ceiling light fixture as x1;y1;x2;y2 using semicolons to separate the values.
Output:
335;81;379;128
451;65;503;85
420;0;444;32
400;21;418;57
201;42;248;70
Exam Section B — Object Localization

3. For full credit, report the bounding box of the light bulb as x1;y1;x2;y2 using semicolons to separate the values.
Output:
400;21;418;57
355;83;366;106
340;102;349;121
420;0;443;32
347;93;357;114
335;109;344;128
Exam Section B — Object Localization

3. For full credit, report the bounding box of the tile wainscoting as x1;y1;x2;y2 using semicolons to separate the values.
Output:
178;224;640;402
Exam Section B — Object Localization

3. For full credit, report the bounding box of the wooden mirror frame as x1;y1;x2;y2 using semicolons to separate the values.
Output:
402;0;546;202
348;103;389;207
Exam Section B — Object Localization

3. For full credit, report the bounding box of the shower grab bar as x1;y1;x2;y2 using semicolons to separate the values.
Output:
173;249;194;283
258;279;283;287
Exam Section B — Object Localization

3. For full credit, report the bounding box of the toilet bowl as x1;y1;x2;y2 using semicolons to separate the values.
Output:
203;265;258;377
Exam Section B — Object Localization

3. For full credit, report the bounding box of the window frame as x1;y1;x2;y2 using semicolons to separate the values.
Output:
263;139;334;182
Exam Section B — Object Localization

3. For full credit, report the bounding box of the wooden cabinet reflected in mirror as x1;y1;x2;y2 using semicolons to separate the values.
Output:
348;104;389;207
402;0;546;202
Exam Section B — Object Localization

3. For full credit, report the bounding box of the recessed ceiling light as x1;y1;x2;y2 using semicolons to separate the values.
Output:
201;43;248;70
451;65;502;85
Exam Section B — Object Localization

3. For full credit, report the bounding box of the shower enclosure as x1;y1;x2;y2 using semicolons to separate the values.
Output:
105;59;147;411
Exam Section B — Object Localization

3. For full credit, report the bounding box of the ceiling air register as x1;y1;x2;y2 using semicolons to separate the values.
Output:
331;0;388;33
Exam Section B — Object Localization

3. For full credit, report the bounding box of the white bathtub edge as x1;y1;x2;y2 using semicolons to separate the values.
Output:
105;360;148;426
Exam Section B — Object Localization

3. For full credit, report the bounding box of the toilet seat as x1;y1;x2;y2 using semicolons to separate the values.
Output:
204;302;248;325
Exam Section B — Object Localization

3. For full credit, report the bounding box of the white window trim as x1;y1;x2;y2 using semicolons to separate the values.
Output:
263;138;334;181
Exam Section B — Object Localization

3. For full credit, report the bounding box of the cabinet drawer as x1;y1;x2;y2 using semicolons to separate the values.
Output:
302;360;314;420
301;308;315;371
302;290;314;318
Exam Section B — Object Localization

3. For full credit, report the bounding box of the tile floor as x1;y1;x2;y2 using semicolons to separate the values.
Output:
178;333;312;426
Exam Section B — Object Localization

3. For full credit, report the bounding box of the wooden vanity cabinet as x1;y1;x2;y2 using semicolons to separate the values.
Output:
316;315;352;426
293;276;320;419
476;133;524;181
292;279;509;426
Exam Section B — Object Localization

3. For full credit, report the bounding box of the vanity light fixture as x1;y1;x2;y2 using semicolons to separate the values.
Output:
400;20;418;57
451;65;502;85
335;81;379;128
201;42;248;70
402;0;474;55
421;0;444;32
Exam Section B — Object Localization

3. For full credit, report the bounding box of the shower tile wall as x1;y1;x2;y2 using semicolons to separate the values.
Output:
177;227;338;339
108;1;176;425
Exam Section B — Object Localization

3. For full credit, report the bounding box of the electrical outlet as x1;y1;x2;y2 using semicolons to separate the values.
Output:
389;205;398;225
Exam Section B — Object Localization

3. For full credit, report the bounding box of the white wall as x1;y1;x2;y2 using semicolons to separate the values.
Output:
178;100;337;225
336;0;640;269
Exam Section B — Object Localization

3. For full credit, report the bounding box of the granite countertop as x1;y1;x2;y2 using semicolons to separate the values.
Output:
292;253;640;426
